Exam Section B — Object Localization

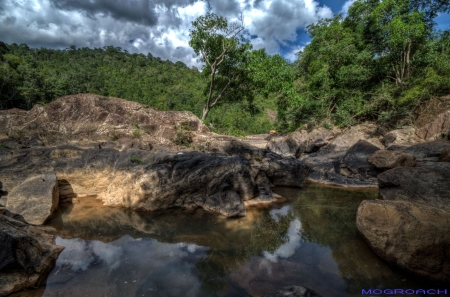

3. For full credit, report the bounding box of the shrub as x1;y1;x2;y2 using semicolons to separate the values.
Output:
132;129;142;138
129;156;143;164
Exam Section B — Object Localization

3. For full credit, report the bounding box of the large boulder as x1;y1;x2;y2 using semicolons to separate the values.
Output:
6;173;59;225
99;152;255;217
0;93;209;149
357;200;450;283
0;144;311;217
378;167;450;212
0;208;64;296
388;141;450;162
416;110;450;141
368;150;416;170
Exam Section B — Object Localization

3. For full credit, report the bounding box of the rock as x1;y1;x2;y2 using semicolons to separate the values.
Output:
0;210;64;296
382;126;423;147
341;140;381;179
0;93;209;149
265;286;322;297
416;110;450;141
368;150;416;169
378;167;450;212
357;200;450;283
305;127;340;153
6;173;59;225
387;140;450;162
99;152;255;217
440;147;450;162
266;131;308;158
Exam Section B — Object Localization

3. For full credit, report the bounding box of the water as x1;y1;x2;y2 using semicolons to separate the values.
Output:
12;183;447;297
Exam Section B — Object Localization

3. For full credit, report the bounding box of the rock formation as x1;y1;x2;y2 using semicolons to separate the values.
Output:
0;208;64;296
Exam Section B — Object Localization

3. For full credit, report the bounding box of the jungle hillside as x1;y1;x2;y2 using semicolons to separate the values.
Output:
1;0;450;135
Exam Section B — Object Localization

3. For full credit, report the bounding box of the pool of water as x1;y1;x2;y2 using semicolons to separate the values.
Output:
12;183;447;297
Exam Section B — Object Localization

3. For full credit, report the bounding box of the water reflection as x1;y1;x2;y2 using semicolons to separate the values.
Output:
12;183;446;297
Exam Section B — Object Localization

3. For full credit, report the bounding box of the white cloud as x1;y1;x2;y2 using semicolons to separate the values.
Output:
0;0;332;66
263;219;303;262
340;0;356;16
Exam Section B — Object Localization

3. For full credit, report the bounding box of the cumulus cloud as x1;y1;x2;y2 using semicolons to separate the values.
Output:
263;219;303;262
0;0;332;66
340;0;356;16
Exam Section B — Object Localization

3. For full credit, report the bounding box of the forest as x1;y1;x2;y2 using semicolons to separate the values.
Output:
1;0;449;135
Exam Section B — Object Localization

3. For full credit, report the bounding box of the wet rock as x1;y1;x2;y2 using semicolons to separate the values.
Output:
357;200;450;283
378;167;450;212
368;150;416;169
416;110;450;141
265;286;322;297
440;147;450;162
0;210;64;296
6;173;59;225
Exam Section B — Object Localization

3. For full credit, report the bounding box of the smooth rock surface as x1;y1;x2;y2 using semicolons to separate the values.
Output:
0;209;64;296
6;173;59;225
368;150;416;169
357;200;450;283
378;167;450;212
340;140;381;179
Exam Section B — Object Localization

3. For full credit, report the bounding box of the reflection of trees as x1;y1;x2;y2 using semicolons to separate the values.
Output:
279;184;441;295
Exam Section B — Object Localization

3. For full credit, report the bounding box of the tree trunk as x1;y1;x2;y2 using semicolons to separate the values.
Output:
201;106;210;121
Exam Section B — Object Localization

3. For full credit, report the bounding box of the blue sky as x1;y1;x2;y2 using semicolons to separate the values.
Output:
0;0;449;67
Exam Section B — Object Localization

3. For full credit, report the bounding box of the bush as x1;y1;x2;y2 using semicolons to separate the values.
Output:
129;156;143;164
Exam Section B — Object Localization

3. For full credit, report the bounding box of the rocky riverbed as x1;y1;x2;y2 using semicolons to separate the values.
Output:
1;93;450;295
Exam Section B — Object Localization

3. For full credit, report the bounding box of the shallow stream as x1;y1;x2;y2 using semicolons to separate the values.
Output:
12;183;446;297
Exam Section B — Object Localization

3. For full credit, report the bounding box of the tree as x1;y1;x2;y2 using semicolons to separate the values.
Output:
189;13;249;120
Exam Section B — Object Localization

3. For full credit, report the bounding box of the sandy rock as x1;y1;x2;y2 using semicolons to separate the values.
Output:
440;147;450;162
416;110;450;141
0;210;64;296
368;150;416;169
381;126;423;147
357;200;450;283
378;167;450;212
0;94;209;149
6;173;59;225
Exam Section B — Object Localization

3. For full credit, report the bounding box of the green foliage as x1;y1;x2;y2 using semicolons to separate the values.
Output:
291;0;450;129
132;129;142;138
172;132;193;147
0;40;282;136
129;156;143;164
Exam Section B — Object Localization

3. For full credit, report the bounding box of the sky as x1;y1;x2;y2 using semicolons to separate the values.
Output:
1;0;449;68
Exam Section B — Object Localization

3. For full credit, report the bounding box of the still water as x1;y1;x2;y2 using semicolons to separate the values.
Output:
12;183;446;297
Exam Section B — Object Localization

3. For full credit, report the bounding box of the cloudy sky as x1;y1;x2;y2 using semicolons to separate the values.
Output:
1;0;449;67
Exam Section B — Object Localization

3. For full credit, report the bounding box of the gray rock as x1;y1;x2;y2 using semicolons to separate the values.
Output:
6;173;59;225
357;200;450;283
0;210;64;296
368;150;416;169
378;167;450;212
341;140;381;179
